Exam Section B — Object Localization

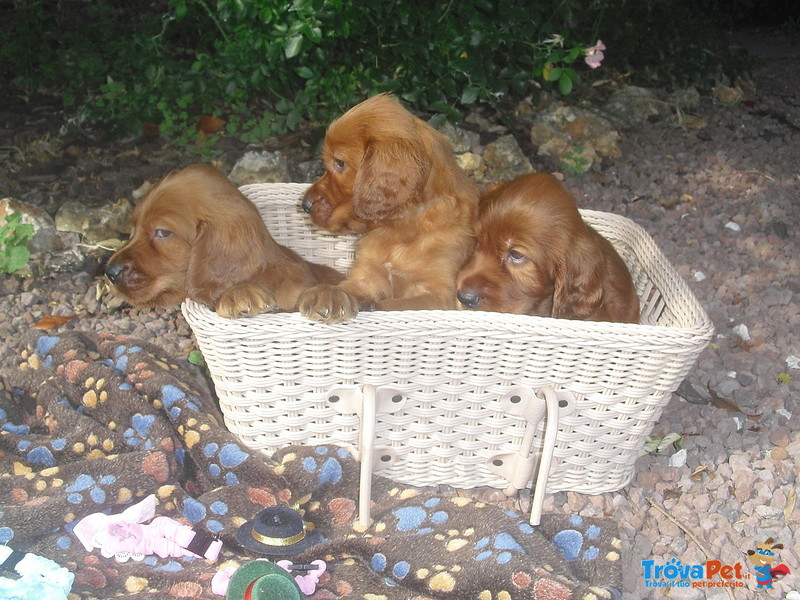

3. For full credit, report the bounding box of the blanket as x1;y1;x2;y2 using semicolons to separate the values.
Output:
0;329;623;599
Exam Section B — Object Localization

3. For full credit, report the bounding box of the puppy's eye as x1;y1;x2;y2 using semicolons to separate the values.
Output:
153;228;172;239
332;158;346;172
507;249;526;264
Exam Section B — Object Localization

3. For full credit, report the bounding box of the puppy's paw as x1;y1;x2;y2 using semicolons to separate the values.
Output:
215;285;277;318
298;284;360;323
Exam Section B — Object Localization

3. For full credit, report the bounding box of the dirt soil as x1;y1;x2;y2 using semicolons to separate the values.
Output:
1;29;799;600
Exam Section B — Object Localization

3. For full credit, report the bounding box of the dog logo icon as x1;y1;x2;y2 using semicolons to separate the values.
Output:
746;538;790;589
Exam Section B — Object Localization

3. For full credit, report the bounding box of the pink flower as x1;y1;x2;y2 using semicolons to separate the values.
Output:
585;40;606;69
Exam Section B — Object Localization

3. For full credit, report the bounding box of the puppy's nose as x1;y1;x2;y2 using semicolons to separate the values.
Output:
457;288;481;309
105;261;125;284
301;195;314;213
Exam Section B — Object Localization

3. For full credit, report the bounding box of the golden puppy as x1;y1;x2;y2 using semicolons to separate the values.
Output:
105;164;343;318
298;93;479;322
456;173;640;323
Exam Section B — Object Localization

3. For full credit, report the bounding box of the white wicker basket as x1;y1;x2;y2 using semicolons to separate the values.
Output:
182;183;713;525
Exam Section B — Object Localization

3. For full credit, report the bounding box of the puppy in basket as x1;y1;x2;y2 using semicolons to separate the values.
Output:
105;164;343;318
298;93;480;323
456;172;640;323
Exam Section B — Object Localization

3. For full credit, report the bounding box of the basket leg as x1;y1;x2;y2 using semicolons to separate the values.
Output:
357;384;376;527
529;387;560;526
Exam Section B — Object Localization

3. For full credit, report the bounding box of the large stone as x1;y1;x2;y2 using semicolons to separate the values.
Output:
601;85;663;128
228;150;292;185
54;197;133;243
483;134;533;178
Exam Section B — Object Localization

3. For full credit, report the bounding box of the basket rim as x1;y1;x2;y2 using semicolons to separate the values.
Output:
182;298;714;344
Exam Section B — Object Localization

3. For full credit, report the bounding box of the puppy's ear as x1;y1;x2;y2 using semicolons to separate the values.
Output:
352;139;430;220
186;213;270;305
551;236;604;320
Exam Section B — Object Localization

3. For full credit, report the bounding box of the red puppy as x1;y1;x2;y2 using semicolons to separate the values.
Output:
105;164;343;318
298;93;479;322
456;173;640;323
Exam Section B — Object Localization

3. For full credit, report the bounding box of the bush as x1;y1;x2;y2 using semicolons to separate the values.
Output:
0;0;750;143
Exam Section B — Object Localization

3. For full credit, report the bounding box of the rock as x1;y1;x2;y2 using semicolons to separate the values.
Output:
676;379;711;405
46;246;88;273
228;150;292;185
295;159;324;183
601;86;663;128
54;198;133;243
455;152;486;180
529;105;620;172
768;425;790;447
666;87;701;111
712;85;743;105
437;121;481;154
482;134;533;178
562;112;621;158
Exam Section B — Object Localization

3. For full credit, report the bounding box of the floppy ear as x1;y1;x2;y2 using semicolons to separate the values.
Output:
551;236;604;320
186;214;270;304
352;138;430;220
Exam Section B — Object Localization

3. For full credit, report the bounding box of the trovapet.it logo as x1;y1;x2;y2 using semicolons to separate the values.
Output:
643;537;792;591
642;558;749;590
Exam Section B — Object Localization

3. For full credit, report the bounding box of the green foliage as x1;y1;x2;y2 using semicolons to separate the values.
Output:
0;212;35;275
0;0;750;143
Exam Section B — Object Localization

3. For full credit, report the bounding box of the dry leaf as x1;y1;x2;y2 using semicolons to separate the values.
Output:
196;115;226;136
141;122;160;137
785;483;797;521
33;315;77;329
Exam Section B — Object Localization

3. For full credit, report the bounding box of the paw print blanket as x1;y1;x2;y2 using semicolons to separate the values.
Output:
0;329;622;599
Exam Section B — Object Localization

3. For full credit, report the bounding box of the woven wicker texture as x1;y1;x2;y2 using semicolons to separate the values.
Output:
182;183;713;497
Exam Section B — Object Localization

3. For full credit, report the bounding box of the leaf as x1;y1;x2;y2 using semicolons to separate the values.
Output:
546;66;562;82
460;86;479;105
196;115;226;136
284;34;303;59
188;350;206;368
34;315;78;329
558;74;573;95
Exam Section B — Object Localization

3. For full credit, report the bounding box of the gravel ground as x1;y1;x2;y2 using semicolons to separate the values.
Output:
1;30;799;599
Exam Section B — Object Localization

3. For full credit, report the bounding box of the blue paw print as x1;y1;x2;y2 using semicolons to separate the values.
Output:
474;532;525;564
123;413;156;449
160;384;201;420
0;510;12;544
35;335;60;367
552;516;602;561
301;446;350;486
391;497;450;535
2;406;30;436
65;473;117;504
103;344;142;373
183;498;228;533
202;442;249;484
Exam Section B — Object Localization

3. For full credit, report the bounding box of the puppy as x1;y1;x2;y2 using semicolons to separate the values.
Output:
105;164;343;318
298;93;479;322
456;172;640;323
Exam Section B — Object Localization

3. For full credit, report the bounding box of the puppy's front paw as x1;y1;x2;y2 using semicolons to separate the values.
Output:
215;284;277;318
298;284;359;323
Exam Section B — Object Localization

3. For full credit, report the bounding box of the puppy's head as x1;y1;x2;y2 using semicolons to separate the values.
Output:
105;164;274;309
457;173;600;317
301;93;435;231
